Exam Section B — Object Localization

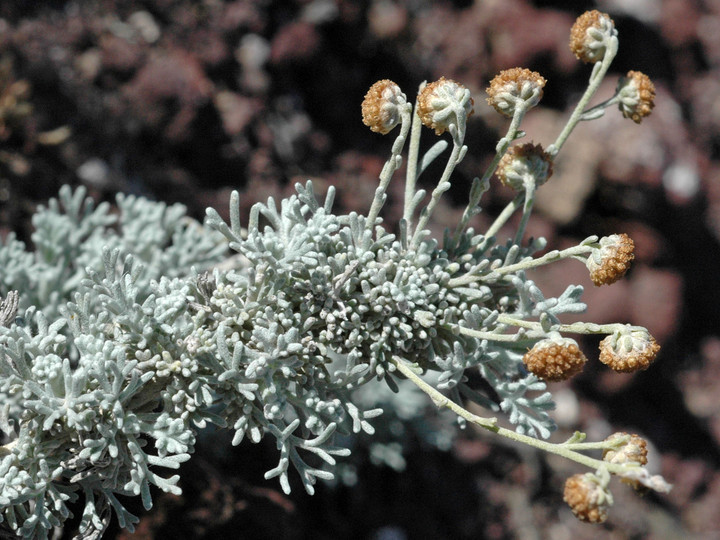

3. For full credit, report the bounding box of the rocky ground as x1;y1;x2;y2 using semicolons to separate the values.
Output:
1;1;720;538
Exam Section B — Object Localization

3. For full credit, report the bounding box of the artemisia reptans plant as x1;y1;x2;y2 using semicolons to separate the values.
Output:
0;10;667;538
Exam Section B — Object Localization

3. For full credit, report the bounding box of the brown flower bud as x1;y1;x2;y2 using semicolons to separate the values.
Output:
523;337;587;382
361;79;407;134
586;233;634;286
617;71;656;124
563;473;611;523
599;326;660;373
496;142;553;191
604;432;650;491
417;77;474;136
486;68;546;117
569;10;616;64
603;432;648;466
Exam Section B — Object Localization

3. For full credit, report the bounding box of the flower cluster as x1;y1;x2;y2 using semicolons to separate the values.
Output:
569;10;617;64
496;142;553;191
362;79;408;134
563;472;612;523
603;432;648;466
586;233;635;286
486;68;546;117
523;337;587;382
599;326;661;372
617;70;656;124
417;77;474;138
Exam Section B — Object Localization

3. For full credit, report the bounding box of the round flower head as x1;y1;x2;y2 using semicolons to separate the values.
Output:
617;71;655;124
585;233;634;286
563;473;612;523
604;432;650;491
417;77;474;137
486;68;546;117
523;336;587;382
603;432;648;466
599;326;661;373
496;142;553;191
362;79;407;134
569;10;617;64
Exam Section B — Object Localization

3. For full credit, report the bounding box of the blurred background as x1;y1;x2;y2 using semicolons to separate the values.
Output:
1;0;719;538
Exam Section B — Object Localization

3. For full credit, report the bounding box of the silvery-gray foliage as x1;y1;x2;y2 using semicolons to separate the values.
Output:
0;186;228;538
1;11;672;533
0;177;566;538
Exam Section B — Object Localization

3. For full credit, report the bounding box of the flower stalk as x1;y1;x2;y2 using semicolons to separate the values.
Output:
392;356;668;486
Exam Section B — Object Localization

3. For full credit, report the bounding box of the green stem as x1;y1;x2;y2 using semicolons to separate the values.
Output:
512;182;536;246
451;104;529;246
403;89;425;230
484;194;524;241
410;140;463;249
447;243;592;288
366;108;413;232
494;315;633;336
393;356;497;429
392;356;641;475
455;326;528;342
580;94;621;120
548;36;619;156
489;244;591;276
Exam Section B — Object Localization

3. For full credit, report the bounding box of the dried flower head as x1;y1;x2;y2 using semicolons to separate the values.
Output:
617;71;656;124
486;68;546;117
563;473;612;523
604;432;650;491
496;142;553;191
523;337;587;382
362;79;407;134
569;10;617;64
417;77;474;136
586;233;634;286
599;326;661;373
603;432;648;466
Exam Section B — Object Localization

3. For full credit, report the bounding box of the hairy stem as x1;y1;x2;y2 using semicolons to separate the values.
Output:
392;356;645;475
548;36;619;156
403;87;425;230
366;108;413;232
451;103;529;246
448;243;593;288
410;140;464;249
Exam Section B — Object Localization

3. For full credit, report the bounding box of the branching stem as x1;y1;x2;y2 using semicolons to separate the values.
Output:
392;356;646;475
548;36;619;156
448;243;593;288
452;103;529;245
